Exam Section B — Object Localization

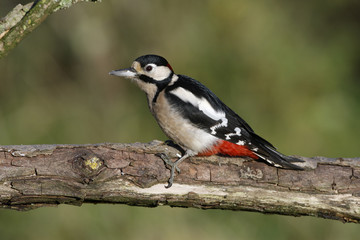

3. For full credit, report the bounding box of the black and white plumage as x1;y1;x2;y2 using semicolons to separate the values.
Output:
110;54;303;187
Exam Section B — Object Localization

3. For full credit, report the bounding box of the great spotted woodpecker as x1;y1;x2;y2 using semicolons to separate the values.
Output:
110;54;303;188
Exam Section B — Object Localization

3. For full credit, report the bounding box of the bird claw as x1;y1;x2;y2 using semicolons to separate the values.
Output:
156;153;181;173
155;153;181;188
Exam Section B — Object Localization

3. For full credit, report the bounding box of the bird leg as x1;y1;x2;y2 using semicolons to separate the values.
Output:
156;151;192;188
164;140;186;156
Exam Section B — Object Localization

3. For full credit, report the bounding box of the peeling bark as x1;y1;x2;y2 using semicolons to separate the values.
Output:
0;141;359;224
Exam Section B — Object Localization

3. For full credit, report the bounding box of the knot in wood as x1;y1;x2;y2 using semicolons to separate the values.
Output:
84;156;102;171
72;149;104;180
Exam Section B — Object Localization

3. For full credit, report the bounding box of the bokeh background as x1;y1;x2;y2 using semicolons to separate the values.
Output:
1;0;360;239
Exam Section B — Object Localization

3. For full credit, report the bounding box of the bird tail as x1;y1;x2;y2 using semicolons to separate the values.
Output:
253;145;304;170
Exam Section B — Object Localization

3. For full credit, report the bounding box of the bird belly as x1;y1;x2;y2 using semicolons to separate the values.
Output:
152;93;218;153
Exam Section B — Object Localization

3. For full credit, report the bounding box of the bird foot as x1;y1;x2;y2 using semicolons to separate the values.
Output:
156;153;181;173
156;153;181;188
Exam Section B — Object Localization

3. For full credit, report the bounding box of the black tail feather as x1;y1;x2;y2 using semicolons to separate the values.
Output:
254;145;304;170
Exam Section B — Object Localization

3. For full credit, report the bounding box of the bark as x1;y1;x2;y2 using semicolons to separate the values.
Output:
0;0;99;59
0;141;359;224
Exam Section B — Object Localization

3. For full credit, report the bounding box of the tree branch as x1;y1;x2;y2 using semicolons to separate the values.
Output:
0;0;100;59
0;141;359;224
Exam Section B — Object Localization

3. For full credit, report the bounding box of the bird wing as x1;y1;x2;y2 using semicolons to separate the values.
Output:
165;75;303;169
165;75;273;148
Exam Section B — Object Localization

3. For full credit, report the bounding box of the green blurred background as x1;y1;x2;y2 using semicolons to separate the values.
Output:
1;0;360;239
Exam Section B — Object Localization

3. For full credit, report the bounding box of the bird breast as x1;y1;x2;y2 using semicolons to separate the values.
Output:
151;91;218;153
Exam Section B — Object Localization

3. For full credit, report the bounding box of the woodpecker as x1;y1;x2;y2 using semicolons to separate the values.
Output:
109;54;303;188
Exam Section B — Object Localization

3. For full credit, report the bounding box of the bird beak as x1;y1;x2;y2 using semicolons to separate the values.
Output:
109;67;137;78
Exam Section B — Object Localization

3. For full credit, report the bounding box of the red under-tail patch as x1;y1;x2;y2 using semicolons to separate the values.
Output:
198;140;259;159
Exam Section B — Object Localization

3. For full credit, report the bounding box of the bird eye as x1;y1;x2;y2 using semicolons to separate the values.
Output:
145;65;153;72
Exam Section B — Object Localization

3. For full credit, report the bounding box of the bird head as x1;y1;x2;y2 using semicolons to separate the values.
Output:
109;54;176;103
109;54;174;83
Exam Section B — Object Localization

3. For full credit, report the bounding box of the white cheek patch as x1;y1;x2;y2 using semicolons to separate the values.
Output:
224;127;242;140
150;66;172;81
170;87;228;130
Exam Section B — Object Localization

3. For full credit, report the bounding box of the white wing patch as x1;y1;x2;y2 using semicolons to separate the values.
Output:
224;127;242;140
170;87;229;135
237;140;246;145
210;118;228;135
